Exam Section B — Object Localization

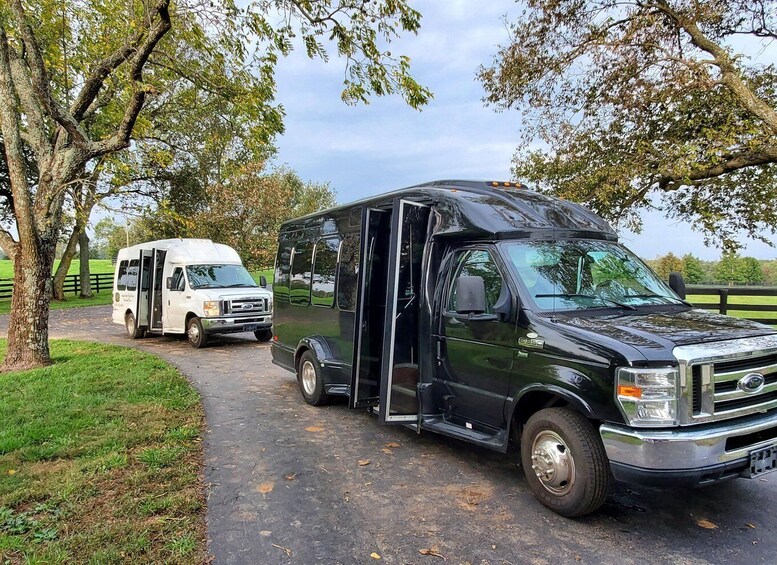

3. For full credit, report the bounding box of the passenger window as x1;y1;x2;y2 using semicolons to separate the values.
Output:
448;250;504;314
312;237;339;308
290;244;313;306
126;259;139;291
116;260;129;291
274;238;293;303
170;267;185;291
337;234;360;312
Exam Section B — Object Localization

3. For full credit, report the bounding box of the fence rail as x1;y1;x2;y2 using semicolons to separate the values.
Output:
0;272;114;300
687;285;777;325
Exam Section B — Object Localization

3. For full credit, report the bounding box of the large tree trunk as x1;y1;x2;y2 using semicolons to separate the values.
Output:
52;226;81;301
3;238;56;371
79;232;92;297
52;178;97;300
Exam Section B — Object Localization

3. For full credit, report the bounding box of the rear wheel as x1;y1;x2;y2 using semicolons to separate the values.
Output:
297;351;329;406
125;312;145;339
187;317;209;348
521;407;609;518
254;328;273;342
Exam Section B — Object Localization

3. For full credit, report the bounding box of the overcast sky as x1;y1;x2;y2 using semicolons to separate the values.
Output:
269;1;775;261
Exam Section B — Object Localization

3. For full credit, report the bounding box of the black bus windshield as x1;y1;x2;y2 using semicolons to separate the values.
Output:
186;264;257;289
503;240;683;311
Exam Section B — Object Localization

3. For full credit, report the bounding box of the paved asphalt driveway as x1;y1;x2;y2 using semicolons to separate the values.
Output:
5;305;777;564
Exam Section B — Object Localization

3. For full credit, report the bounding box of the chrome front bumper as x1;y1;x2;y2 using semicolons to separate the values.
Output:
201;315;271;333
601;409;777;473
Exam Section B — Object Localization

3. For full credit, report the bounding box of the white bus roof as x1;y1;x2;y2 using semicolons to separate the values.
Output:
116;239;243;265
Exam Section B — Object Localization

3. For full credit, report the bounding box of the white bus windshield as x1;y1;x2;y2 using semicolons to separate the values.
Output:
186;264;257;289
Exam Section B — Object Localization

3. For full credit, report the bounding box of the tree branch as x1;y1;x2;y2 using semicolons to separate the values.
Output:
8;0;88;146
658;148;777;191
89;1;172;157
0;24;34;250
652;0;777;133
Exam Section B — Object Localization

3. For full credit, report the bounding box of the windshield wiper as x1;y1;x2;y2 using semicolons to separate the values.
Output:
224;283;257;288
534;293;637;310
624;293;693;307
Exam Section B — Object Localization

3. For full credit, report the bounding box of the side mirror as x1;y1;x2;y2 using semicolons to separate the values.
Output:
165;276;173;290
669;272;686;299
259;275;267;288
455;275;486;314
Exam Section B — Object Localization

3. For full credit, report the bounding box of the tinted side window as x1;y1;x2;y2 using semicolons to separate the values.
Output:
274;238;293;303
448;250;503;314
290;243;313;306
126;259;139;291
337;233;360;312
116;260;128;291
312;237;339;308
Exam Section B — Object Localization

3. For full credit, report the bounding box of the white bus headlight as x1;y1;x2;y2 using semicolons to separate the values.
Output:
203;301;221;317
616;367;679;427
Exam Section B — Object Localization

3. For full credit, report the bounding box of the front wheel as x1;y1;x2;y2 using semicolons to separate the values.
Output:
187;317;209;348
125;312;145;339
521;407;610;518
254;328;273;342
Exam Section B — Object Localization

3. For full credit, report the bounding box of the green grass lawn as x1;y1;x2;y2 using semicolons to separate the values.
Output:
0;259;113;280
250;268;273;285
688;292;777;326
0;340;206;564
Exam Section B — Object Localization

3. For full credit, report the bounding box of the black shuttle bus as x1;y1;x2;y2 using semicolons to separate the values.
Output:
271;180;777;517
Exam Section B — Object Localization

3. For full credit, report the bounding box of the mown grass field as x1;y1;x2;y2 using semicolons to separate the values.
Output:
688;292;777;326
0;340;206;564
0;264;273;315
0;259;114;280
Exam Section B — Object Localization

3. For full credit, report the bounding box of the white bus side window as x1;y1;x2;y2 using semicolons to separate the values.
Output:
126;259;139;291
117;260;129;291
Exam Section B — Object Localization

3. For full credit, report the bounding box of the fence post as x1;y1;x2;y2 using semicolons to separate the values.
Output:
719;289;728;315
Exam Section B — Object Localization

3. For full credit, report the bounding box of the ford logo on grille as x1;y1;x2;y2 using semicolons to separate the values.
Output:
737;373;765;394
241;303;254;310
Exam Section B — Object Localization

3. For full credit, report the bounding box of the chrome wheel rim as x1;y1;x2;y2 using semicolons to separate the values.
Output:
126;315;134;336
301;360;316;396
531;430;575;495
188;322;200;343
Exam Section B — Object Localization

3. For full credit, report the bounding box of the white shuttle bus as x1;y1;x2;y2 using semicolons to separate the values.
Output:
112;238;273;347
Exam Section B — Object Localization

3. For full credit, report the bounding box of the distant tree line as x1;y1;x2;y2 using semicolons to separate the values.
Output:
645;253;776;286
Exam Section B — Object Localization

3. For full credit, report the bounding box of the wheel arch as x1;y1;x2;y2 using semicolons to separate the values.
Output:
508;385;596;438
294;336;333;371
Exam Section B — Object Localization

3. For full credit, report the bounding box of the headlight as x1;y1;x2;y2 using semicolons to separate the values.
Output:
203;301;221;317
616;367;679;427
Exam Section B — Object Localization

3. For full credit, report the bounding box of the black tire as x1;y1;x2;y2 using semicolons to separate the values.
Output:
187;317;209;348
520;407;609;518
254;328;273;342
297;351;329;406
125;312;145;339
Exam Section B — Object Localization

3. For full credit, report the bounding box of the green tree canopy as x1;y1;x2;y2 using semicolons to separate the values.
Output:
480;0;777;252
0;0;430;370
682;254;706;284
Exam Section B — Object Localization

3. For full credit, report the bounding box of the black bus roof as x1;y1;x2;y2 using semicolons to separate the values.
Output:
281;180;617;241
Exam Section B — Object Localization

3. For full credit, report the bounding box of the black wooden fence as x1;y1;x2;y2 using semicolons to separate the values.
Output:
0;272;114;300
687;285;777;326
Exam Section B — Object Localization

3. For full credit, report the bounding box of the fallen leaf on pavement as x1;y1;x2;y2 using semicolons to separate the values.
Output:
272;544;292;557
305;426;324;432
419;548;446;560
385;442;400;448
257;482;274;495
697;519;718;529
370;552;381;559
285;473;296;481
381;448;393;454
358;459;371;466
747;523;756;529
